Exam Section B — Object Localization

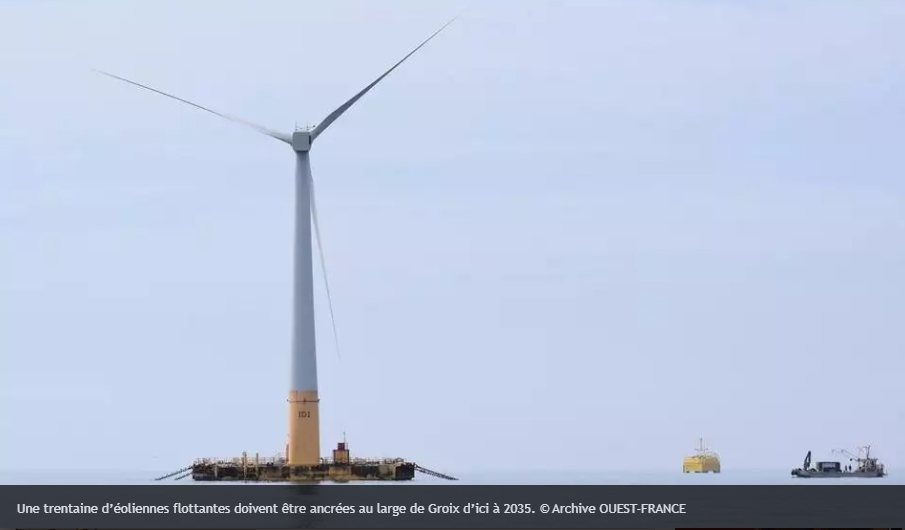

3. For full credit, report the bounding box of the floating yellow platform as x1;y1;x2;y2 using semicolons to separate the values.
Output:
683;437;721;473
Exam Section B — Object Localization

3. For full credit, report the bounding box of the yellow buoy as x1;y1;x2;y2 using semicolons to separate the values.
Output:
683;438;721;473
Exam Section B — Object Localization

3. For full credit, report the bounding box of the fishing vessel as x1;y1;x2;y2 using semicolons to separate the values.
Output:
683;438;721;473
791;445;887;478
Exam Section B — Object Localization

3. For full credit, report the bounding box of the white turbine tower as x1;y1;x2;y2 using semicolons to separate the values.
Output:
96;16;458;467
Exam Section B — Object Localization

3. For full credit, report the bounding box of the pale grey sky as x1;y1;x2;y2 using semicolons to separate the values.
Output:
1;0;904;474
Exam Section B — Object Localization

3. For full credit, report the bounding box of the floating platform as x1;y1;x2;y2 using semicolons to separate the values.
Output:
156;442;457;483
191;458;415;482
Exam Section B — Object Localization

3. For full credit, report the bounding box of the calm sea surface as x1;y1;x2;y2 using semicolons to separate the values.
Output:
2;469;903;485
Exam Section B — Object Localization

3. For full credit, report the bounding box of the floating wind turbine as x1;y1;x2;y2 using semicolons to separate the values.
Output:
95;16;458;466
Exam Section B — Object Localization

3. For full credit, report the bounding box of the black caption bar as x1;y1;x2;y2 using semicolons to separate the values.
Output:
2;485;904;528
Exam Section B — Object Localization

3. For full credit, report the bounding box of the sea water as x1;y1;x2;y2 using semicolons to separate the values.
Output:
2;469;903;485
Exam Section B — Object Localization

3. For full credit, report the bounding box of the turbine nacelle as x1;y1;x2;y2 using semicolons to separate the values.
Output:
292;130;312;153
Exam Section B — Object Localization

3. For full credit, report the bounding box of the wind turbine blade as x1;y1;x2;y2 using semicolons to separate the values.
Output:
93;69;291;144
309;175;342;361
310;14;460;142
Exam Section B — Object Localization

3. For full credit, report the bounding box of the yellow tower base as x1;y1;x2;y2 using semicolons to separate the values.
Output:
287;390;320;466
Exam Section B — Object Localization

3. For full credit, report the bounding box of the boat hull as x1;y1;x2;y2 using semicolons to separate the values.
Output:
791;469;886;478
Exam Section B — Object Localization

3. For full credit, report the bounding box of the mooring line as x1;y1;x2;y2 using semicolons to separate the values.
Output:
415;464;458;481
153;465;192;481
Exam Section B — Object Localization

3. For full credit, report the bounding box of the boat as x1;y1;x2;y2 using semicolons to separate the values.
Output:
791;445;887;478
683;438;721;473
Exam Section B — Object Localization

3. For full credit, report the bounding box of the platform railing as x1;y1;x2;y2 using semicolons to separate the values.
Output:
193;456;286;466
320;457;407;465
193;456;408;466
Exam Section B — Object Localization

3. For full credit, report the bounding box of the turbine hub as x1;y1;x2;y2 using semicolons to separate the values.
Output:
292;131;311;152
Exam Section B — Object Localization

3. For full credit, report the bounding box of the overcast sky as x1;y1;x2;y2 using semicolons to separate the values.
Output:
1;0;904;476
